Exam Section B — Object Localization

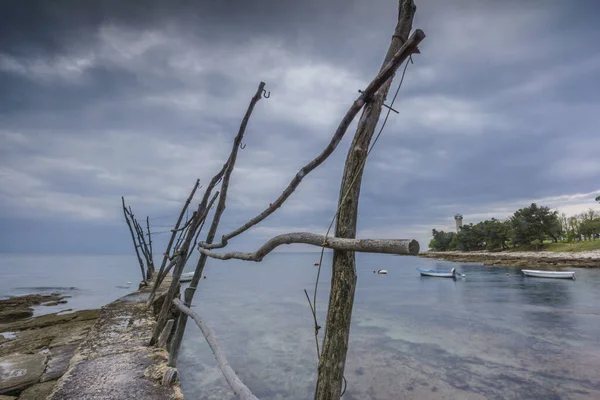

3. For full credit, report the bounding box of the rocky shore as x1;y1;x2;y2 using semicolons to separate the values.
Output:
420;250;600;268
0;294;99;399
0;293;71;325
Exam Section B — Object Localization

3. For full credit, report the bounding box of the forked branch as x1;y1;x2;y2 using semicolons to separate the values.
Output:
200;29;425;251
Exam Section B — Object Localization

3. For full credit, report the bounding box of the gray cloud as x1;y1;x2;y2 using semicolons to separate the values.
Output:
1;0;600;254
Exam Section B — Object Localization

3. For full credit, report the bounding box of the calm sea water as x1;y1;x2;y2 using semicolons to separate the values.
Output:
1;252;599;399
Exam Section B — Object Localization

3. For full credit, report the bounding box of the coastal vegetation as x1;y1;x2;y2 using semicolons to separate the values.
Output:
429;202;600;252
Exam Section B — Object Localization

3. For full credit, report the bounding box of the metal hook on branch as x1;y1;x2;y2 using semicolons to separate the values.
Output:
240;142;246;149
262;88;270;99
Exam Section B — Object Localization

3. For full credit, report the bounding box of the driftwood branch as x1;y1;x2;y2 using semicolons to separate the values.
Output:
148;179;200;305
168;81;266;366
159;179;200;270
186;190;220;265
122;196;146;283
146;216;154;272
131;211;153;279
198;233;419;261
172;298;260;400
200;29;425;251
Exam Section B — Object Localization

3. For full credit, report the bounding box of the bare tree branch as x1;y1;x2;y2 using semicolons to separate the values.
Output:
131;211;153;279
150;178;201;299
200;30;425;251
168;81;266;366
172;298;260;400
186;190;220;265
146;216;154;275
121;196;146;283
198;233;419;261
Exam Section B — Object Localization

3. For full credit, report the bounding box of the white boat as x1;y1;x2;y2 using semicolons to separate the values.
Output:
180;272;194;282
417;267;456;278
522;269;575;280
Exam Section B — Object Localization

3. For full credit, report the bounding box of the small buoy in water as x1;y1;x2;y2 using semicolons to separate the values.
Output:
203;276;206;279
506;273;509;276
314;262;319;266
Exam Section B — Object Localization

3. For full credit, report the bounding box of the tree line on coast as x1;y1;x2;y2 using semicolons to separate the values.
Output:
429;201;600;252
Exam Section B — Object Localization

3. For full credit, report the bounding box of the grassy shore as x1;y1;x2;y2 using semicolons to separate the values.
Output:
421;242;600;268
507;240;600;253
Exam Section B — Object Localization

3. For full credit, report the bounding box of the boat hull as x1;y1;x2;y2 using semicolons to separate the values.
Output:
180;272;194;282
521;269;575;279
417;267;455;278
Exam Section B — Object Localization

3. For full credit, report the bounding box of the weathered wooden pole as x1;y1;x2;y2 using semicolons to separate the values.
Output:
168;81;266;366
161;178;200;266
122;196;146;283
146;216;155;277
315;1;419;398
130;208;153;280
147;179;200;305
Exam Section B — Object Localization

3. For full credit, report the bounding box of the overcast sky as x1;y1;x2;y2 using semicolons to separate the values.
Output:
1;0;599;254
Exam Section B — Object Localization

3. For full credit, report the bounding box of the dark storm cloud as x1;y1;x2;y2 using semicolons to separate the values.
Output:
1;0;600;253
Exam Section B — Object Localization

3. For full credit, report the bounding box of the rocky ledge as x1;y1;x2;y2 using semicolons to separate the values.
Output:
0;294;70;325
0;304;99;398
421;250;600;268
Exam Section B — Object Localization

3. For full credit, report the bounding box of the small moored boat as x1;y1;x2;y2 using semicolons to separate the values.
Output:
180;272;194;282
373;269;387;275
417;267;456;278
521;269;575;280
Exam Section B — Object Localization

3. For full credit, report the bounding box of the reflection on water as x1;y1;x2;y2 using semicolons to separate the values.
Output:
2;253;597;399
178;253;600;400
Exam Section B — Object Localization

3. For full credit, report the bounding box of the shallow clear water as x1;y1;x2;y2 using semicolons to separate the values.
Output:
0;253;141;315
1;252;599;399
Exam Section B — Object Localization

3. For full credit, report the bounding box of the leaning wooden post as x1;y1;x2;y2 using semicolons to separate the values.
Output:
122;196;146;283
315;2;420;398
146;216;155;278
168;286;195;366
149;212;199;345
147;179;200;305
168;81;266;365
130;209;152;280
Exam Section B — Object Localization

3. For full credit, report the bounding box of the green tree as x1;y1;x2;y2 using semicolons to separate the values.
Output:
578;209;600;240
454;223;485;251
509;203;560;247
429;229;456;251
596;195;600;204
477;218;510;250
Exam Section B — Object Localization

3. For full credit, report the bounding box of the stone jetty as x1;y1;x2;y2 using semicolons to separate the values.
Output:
0;276;182;400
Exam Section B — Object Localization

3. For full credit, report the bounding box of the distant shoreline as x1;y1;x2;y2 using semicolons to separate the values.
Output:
420;250;600;268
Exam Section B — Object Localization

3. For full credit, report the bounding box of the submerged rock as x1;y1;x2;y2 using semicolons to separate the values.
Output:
0;293;71;324
0;309;33;324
